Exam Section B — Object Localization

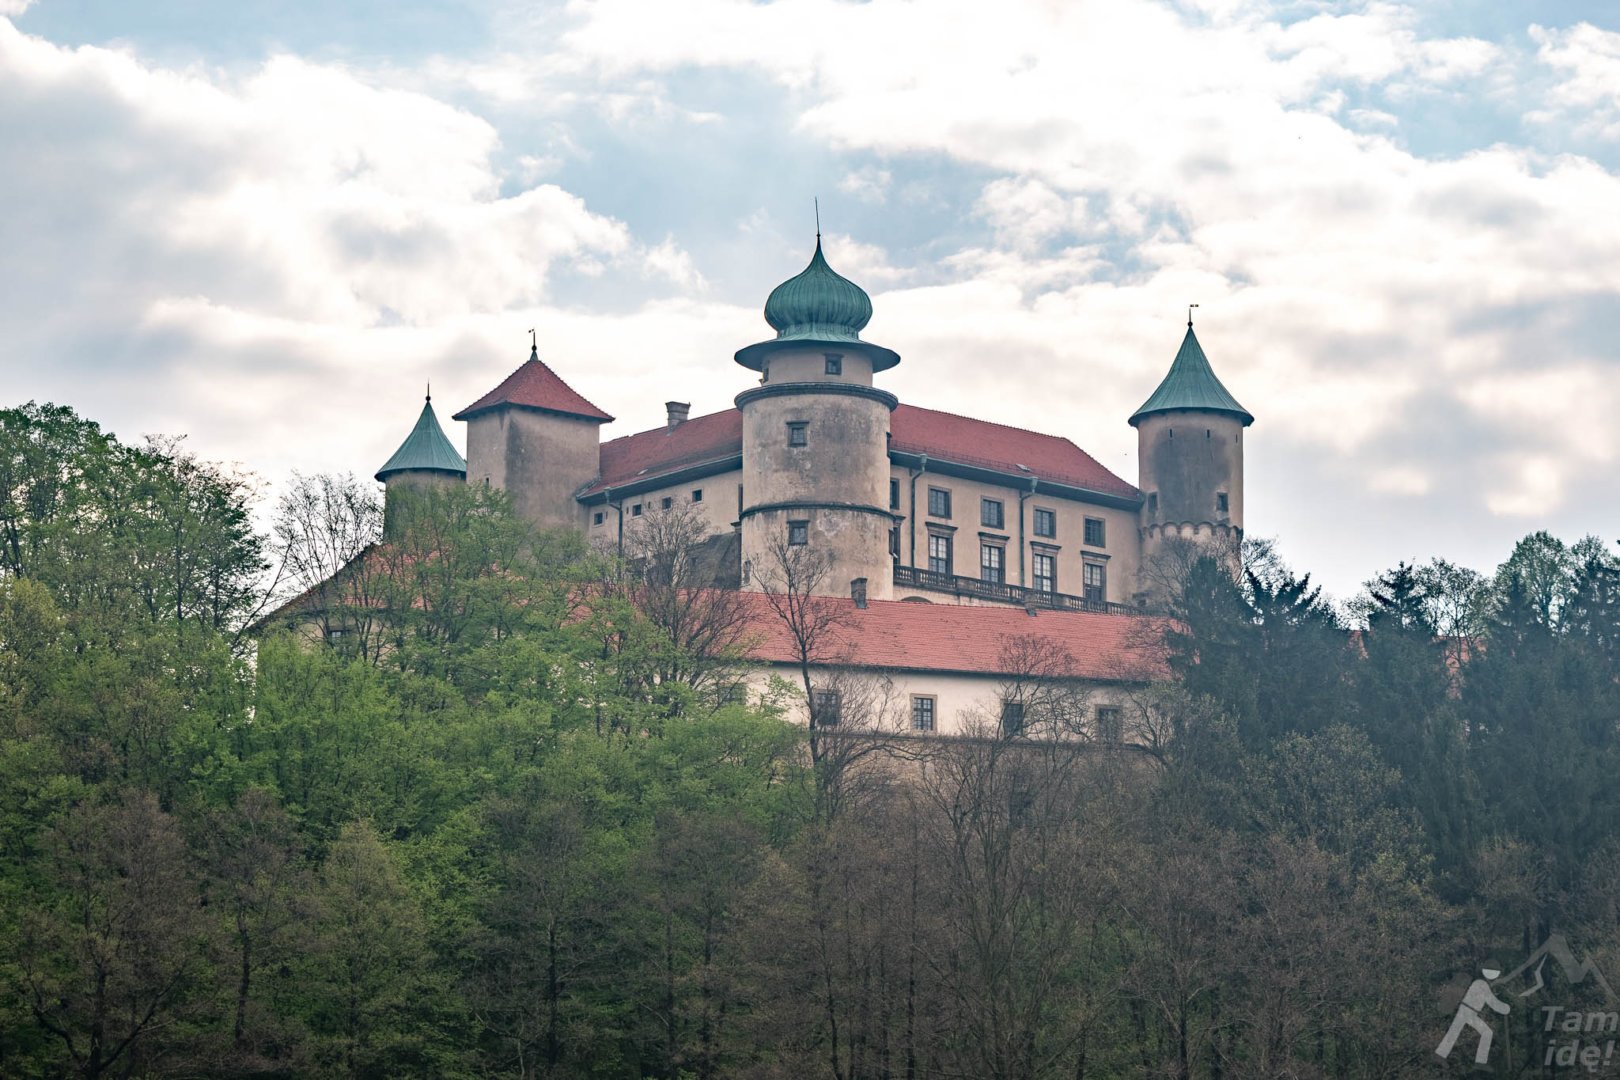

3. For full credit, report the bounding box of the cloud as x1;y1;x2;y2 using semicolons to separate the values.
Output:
1531;22;1620;138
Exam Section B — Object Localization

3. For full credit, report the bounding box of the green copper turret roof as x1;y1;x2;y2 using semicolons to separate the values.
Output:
1128;324;1254;427
375;395;467;481
736;236;900;371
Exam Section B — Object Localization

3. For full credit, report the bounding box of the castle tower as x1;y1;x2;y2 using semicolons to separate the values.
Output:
1129;321;1254;595
375;392;467;539
453;343;614;530
734;237;901;600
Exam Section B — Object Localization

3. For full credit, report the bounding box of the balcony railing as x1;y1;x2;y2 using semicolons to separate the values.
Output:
893;565;1140;616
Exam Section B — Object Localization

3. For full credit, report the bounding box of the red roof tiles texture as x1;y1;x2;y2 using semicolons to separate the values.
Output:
454;355;615;423
579;404;1138;498
739;593;1167;682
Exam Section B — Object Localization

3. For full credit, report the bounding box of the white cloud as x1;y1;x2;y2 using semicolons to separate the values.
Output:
1531;22;1620;138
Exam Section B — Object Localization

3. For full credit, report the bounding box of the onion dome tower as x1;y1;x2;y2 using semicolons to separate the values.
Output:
735;235;900;600
375;391;467;539
1129;319;1254;589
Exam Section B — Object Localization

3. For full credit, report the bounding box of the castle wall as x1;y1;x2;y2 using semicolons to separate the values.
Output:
585;468;743;548
1135;411;1243;530
465;407;602;531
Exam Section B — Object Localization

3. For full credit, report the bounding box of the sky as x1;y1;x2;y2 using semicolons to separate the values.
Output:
3;0;1619;603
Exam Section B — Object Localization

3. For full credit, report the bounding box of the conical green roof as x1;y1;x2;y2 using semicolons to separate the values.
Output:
736;236;900;371
375;396;467;481
1129;325;1254;427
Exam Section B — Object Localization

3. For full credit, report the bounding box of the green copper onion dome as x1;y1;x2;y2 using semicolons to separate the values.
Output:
375;394;468;481
736;236;900;371
1129;324;1253;427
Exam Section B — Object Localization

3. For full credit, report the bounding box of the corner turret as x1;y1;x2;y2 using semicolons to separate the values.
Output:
376;392;467;539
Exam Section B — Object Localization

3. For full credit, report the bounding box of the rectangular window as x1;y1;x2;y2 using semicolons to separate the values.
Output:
825;354;843;375
1000;699;1026;737
661;496;673;510
788;520;809;546
889;528;900;557
632;503;643;517
1033;507;1055;538
1033;552;1056;594
692;489;703;503
1083;562;1106;602
890;478;900;510
928;487;951;518
980;543;1004;584
1147;492;1158;515
593;511;604;526
928;534;952;575
981;497;1004;528
1096;705;1123;744
911;696;936;732
1084;517;1105;547
787;421;808;447
812;689;842;727
1216;492;1229;513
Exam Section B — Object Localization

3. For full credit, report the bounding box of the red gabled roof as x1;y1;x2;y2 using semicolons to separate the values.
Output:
455;351;615;423
739;593;1167;682
576;402;1138;500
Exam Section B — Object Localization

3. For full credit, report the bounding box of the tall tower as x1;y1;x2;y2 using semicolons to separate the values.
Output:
1129;321;1254;594
454;343;614;530
734;237;901;600
375;392;467;539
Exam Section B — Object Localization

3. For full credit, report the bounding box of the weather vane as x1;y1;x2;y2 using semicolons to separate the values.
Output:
529;328;536;351
1188;303;1199;328
426;381;431;403
814;197;821;240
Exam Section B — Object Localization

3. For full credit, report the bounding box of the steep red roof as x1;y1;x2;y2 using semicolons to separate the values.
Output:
455;351;615;423
740;593;1167;682
577;403;1138;499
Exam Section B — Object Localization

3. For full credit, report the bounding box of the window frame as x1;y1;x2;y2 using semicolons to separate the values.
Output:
1083;516;1106;547
980;542;1005;584
787;421;808;447
1083;561;1106;602
1216;491;1229;513
632;503;643;517
911;695;936;732
927;486;952;519
661;496;673;511
692;488;703;503
1033;507;1056;538
812;688;842;727
1096;705;1123;744
1000;699;1026;737
788;520;809;546
824;354;843;375
593;511;604;526
890;478;901;510
1032;552;1056;594
927;533;953;575
980;497;1004;529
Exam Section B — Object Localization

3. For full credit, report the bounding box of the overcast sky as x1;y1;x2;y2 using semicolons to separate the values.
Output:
3;0;1618;602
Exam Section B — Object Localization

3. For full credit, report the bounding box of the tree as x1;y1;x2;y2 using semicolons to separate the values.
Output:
268;472;383;647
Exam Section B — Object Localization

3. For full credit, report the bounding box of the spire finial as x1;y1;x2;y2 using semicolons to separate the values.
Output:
1187;303;1199;328
814;197;821;242
426;381;431;404
529;327;537;357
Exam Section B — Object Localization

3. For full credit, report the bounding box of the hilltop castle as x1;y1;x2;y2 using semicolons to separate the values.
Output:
374;236;1254;615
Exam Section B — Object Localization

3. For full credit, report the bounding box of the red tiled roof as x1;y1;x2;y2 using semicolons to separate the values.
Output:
454;354;615;423
739;593;1168;682
577;403;1138;499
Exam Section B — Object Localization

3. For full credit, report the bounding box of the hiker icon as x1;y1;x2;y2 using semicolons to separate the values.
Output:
1436;968;1510;1065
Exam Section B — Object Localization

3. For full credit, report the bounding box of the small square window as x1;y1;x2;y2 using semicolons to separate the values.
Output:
1216;492;1229;513
593;511;604;526
788;520;809;546
632;503;643;517
787;421;808;447
981;498;1004;529
927;487;951;518
890;478;900;510
812;689;842;726
1033;508;1055;538
661;496;673;510
911;696;936;732
1000;700;1026;737
1084;517;1105;547
825;354;843;375
692;489;703;503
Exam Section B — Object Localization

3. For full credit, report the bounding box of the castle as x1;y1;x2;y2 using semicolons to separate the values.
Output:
374;235;1253;615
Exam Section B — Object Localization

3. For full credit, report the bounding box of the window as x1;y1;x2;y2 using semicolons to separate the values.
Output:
692;488;703;503
1216;492;1229;513
928;534;952;575
825;354;843;375
889;528;900;557
1096;705;1123;744
593;511;604;526
911;696;936;732
812;689;842;727
1147;492;1158;515
632;503;643;517
1033;552;1056;594
1033;507;1055;538
1000;699;1026;737
1084;517;1105;547
661;496;673;510
1083;562;1106;603
787;421;808;447
981;497;1004;528
980;543;1004;584
890;478;900;510
788;520;809;546
928;487;951;518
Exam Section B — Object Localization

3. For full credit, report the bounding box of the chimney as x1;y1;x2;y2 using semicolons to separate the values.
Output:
851;577;868;609
666;401;690;431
